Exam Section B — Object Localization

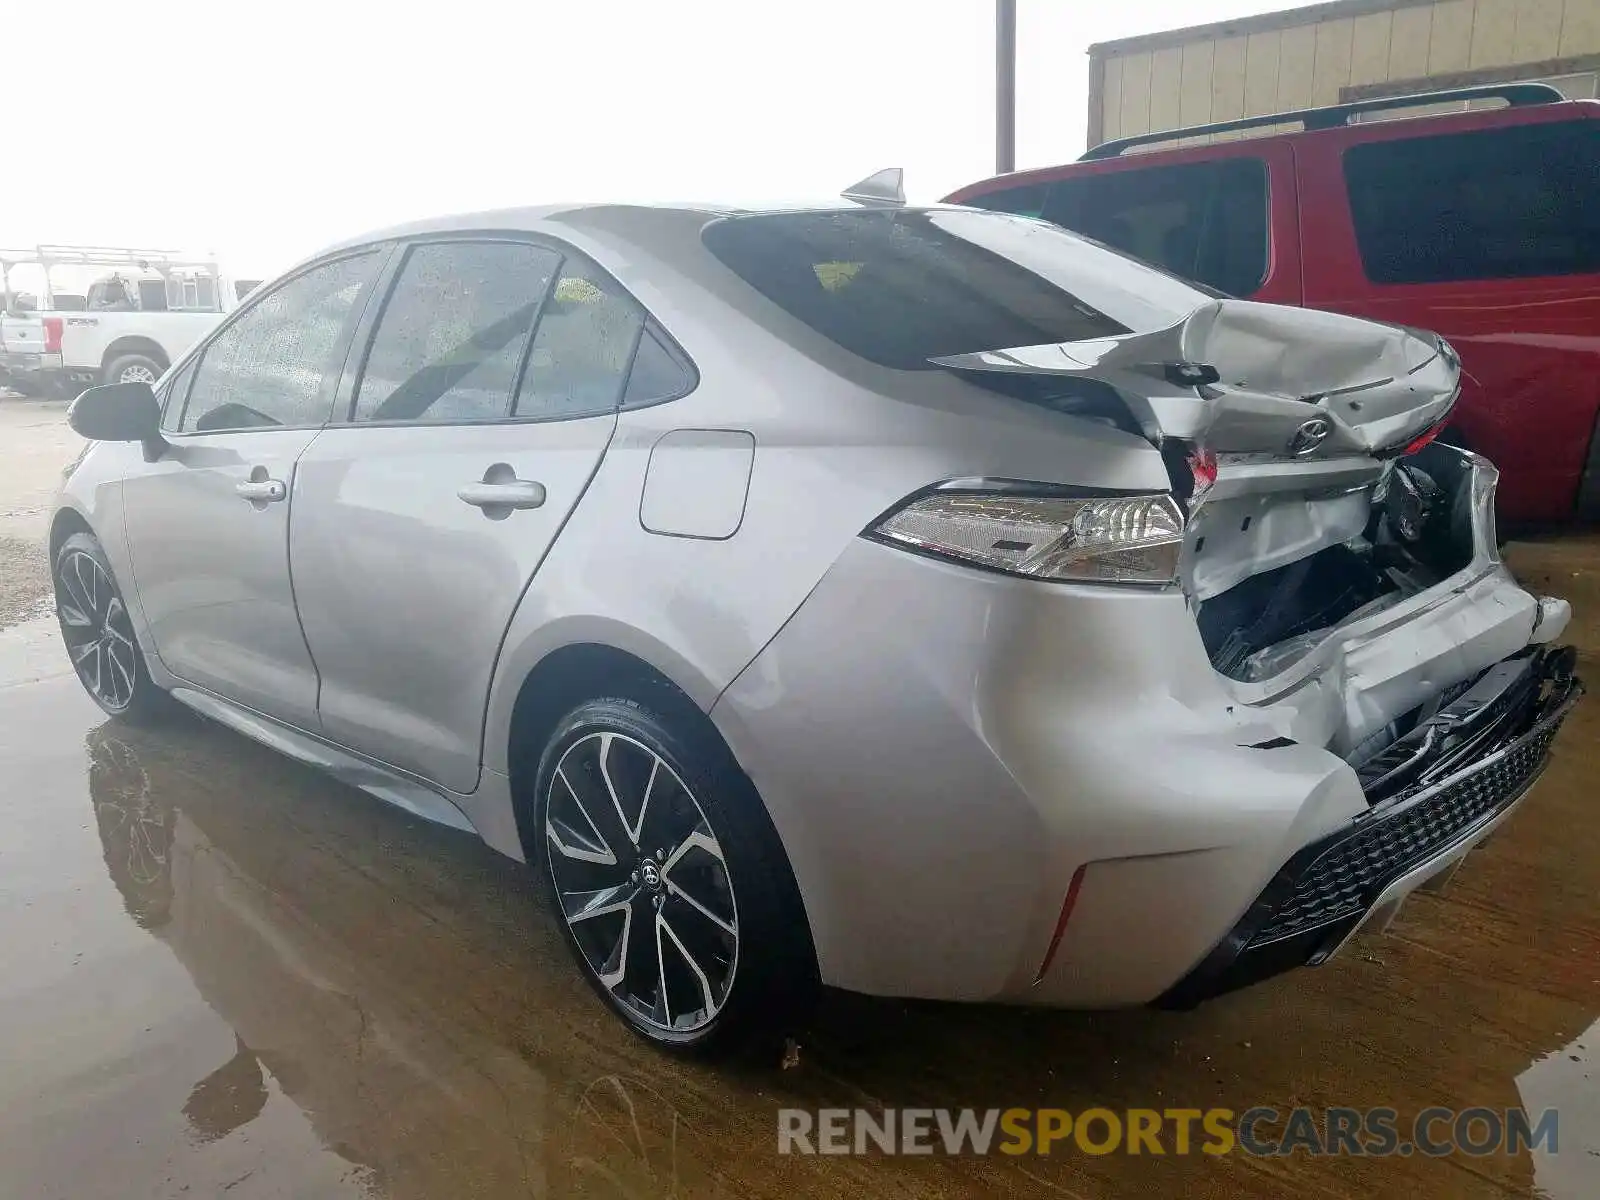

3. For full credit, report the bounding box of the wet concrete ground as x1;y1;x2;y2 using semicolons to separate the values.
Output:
1;541;1596;1198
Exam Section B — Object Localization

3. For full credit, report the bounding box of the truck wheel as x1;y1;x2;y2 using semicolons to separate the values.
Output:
104;354;164;387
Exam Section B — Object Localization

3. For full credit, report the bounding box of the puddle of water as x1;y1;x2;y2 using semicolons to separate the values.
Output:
1519;1017;1600;1198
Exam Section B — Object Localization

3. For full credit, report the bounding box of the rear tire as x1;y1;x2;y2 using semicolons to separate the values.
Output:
53;531;172;723
103;353;164;388
534;693;816;1056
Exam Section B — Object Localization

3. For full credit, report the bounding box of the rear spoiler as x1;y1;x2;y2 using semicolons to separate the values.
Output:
930;299;1460;458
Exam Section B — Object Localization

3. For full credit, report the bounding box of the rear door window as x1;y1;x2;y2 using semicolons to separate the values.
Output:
353;240;559;423
1343;121;1600;284
1042;158;1270;297
513;258;646;419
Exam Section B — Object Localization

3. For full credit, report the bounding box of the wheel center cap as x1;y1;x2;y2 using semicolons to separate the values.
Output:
639;861;663;892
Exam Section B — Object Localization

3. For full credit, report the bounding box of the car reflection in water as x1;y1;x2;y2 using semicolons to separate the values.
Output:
85;722;740;1200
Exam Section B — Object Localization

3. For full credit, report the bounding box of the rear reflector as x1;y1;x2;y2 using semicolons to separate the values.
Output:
1033;864;1088;985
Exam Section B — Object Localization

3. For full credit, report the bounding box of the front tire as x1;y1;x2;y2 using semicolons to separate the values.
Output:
535;694;815;1055
53;532;170;722
103;353;164;388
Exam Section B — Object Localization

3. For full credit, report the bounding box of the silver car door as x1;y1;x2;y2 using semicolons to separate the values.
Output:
119;250;387;728
289;239;643;792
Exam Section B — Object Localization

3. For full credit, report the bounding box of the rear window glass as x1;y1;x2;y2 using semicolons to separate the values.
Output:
702;209;1209;370
1344;121;1600;284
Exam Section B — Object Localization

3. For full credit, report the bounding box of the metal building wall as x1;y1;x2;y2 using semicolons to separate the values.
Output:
1089;0;1600;146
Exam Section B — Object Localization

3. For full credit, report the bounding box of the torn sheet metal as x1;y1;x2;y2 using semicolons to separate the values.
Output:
931;299;1461;457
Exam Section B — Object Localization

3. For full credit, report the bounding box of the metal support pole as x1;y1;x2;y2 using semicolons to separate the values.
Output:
996;0;1017;174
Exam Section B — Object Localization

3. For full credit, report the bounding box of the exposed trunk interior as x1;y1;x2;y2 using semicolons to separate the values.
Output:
1194;443;1478;685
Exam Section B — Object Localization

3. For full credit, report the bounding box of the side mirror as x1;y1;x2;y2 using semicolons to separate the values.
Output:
67;382;168;460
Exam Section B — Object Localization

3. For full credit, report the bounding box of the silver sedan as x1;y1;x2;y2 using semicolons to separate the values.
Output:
51;198;1581;1053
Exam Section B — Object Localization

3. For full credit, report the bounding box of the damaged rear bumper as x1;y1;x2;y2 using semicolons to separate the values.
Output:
1158;647;1582;1009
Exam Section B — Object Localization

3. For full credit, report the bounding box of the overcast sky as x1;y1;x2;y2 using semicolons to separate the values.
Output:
2;0;1317;280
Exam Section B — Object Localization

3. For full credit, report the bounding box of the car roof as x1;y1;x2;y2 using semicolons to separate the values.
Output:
312;203;715;255
314;199;932;259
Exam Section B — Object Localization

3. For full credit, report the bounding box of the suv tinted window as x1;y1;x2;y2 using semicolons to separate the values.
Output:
354;241;559;423
513;259;644;419
703;209;1215;370
180;252;380;433
964;181;1049;218
1042;158;1269;297
1345;121;1600;284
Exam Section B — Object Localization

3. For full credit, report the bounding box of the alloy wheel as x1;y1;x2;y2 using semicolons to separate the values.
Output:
90;737;168;888
56;550;139;712
119;364;158;384
544;731;739;1035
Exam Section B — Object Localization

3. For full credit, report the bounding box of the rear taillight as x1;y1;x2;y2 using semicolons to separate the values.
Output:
43;317;63;354
1402;423;1445;456
1187;446;1217;498
869;488;1185;587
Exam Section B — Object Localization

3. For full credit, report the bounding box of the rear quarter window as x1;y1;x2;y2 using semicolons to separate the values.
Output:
1343;121;1600;284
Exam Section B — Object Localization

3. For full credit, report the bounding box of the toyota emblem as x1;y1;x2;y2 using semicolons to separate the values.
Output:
1288;416;1333;457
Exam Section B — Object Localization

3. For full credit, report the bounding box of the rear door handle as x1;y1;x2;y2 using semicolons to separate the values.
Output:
457;480;547;511
235;478;286;502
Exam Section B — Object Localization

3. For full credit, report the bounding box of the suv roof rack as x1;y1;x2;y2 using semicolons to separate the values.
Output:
1081;82;1566;160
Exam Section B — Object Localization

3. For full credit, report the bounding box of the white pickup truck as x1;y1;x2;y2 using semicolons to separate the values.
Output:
0;304;64;394
64;270;245;389
1;248;251;396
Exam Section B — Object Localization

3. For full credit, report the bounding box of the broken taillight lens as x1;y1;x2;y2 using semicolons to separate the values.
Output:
1188;446;1217;498
1402;423;1445;456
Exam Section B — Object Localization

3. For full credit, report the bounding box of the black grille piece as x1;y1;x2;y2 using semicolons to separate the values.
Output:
1251;707;1565;944
1158;662;1580;1010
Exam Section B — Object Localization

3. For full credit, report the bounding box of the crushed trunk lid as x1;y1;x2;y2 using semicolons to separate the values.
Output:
930;298;1460;459
933;297;1519;722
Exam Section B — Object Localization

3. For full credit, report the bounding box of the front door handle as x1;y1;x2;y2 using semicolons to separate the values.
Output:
458;467;547;514
235;478;286;503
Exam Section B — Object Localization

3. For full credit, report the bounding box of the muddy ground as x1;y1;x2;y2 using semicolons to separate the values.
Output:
0;394;79;626
0;395;1593;1198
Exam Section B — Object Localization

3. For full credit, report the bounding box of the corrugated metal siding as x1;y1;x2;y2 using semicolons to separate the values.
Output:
1092;0;1600;145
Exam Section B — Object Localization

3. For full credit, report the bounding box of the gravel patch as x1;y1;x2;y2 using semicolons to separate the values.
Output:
0;536;53;630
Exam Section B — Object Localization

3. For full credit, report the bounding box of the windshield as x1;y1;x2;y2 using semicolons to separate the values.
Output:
701;207;1212;371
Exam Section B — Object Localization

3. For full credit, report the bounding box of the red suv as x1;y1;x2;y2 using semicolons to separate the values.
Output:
946;84;1600;524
